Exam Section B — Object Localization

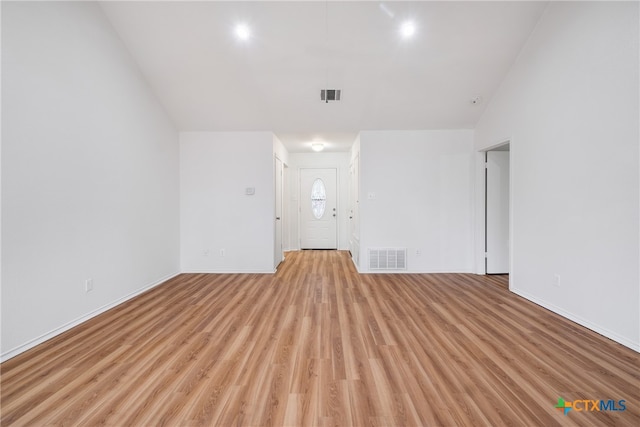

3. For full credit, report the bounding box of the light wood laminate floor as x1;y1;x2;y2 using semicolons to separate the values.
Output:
1;250;638;426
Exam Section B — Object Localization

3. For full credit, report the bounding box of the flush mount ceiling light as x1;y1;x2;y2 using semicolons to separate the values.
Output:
234;23;251;41
400;21;416;39
311;143;325;152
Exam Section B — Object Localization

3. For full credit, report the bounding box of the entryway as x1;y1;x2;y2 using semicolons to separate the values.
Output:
300;168;338;249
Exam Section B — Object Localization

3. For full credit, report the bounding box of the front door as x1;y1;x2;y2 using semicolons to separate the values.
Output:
300;168;337;249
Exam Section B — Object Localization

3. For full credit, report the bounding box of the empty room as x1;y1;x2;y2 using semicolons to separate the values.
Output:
1;1;638;426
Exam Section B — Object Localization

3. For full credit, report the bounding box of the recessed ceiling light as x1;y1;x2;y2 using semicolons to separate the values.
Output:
400;21;416;39
234;23;251;41
311;143;325;152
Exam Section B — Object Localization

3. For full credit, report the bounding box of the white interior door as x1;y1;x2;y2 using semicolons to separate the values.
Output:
300;168;337;249
348;156;360;264
486;150;510;274
274;157;284;267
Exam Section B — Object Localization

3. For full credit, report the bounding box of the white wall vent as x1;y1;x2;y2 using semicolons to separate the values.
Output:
368;248;407;271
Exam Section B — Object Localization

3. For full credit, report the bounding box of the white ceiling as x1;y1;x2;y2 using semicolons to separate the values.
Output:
100;1;548;152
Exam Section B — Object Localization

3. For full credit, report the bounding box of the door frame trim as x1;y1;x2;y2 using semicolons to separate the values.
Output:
477;139;513;286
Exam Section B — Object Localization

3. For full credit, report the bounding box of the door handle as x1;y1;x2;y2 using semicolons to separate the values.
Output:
276;217;281;220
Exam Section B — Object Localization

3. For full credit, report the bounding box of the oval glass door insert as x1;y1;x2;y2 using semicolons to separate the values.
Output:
311;178;326;219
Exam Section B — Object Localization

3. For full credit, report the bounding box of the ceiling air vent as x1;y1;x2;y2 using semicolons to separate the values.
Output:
321;89;341;102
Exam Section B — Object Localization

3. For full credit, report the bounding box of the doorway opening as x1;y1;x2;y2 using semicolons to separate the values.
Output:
484;143;510;275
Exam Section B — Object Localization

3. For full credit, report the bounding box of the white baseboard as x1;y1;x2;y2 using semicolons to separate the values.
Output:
351;255;362;273
182;269;276;274
511;287;640;353
0;272;181;362
358;269;475;274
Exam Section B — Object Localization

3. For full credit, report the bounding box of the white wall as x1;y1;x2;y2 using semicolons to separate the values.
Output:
180;132;275;272
1;2;180;360
286;152;351;251
475;1;639;350
359;130;475;273
273;134;289;167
